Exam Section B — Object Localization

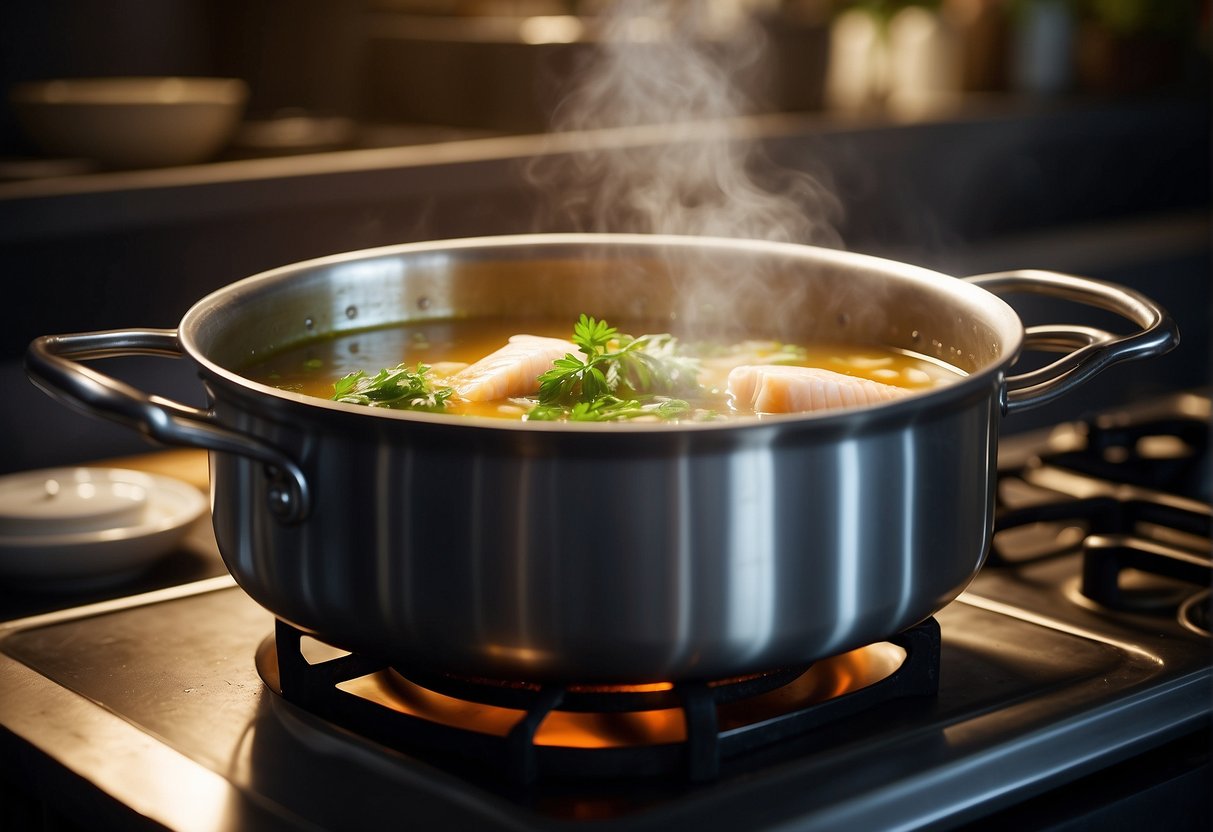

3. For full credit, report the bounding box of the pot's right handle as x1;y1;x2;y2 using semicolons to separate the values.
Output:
964;270;1179;415
26;329;310;523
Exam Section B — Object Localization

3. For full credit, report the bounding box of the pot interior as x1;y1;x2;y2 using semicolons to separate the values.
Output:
185;236;1021;387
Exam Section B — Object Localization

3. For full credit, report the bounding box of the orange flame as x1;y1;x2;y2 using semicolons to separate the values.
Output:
337;642;905;750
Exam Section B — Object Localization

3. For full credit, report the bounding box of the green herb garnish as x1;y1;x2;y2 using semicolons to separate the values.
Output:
331;363;453;411
528;315;700;422
764;343;809;365
528;396;692;422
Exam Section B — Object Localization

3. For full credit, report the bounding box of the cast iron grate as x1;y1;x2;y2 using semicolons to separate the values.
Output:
991;404;1212;612
1041;413;1209;500
266;617;940;785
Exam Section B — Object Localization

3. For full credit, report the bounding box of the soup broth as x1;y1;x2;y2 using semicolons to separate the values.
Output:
242;317;962;421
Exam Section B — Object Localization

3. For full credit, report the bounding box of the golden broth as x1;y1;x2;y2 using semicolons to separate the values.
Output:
242;318;962;420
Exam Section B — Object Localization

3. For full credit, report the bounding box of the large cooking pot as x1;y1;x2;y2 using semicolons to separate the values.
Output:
26;235;1177;682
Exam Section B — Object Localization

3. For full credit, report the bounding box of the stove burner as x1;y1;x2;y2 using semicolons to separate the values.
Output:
1041;409;1209;501
1081;533;1212;612
992;394;1212;621
258;618;940;785
994;481;1211;609
396;663;808;713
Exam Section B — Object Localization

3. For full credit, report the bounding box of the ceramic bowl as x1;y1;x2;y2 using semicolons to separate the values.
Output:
9;76;248;169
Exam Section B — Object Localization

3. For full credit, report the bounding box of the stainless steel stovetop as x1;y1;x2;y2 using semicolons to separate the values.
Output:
1;394;1209;831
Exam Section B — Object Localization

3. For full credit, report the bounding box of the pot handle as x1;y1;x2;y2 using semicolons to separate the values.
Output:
964;270;1179;415
25;329;310;523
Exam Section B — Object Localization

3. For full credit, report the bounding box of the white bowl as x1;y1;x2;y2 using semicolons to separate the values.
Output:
0;467;152;536
9;76;248;169
0;470;208;589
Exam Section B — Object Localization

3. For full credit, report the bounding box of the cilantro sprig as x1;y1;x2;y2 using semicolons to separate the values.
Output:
331;364;453;411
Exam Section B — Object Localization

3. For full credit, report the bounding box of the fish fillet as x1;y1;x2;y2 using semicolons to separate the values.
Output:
727;365;912;414
448;335;577;402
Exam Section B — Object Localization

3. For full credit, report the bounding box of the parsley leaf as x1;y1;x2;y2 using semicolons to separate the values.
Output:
530;315;701;422
573;313;618;354
331;364;453;412
528;396;692;422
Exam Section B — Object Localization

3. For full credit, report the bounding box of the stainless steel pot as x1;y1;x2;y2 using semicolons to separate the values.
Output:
26;235;1177;682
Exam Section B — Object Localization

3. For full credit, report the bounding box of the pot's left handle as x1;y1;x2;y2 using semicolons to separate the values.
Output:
26;329;310;523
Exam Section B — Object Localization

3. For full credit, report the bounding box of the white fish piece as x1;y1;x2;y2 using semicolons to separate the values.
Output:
426;361;469;379
448;334;577;402
727;365;913;414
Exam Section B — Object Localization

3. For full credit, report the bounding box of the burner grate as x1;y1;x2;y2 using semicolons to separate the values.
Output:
1041;412;1209;500
262;618;940;785
1081;533;1212;611
992;399;1212;617
396;662;808;714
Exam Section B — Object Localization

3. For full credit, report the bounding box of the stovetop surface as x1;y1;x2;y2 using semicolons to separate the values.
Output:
0;561;1207;831
0;394;1209;831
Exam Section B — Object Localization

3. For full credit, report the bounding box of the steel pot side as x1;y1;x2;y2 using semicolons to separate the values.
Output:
25;235;1178;682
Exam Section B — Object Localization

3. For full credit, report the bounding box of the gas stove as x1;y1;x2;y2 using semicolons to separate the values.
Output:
1;393;1209;831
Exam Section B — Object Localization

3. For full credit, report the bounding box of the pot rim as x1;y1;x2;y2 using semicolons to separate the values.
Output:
179;233;1024;433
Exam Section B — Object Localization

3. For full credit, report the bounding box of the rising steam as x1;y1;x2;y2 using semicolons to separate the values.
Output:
525;1;845;339
528;0;842;247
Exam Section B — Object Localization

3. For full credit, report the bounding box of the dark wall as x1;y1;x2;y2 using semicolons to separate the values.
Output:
0;1;365;155
0;1;215;154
